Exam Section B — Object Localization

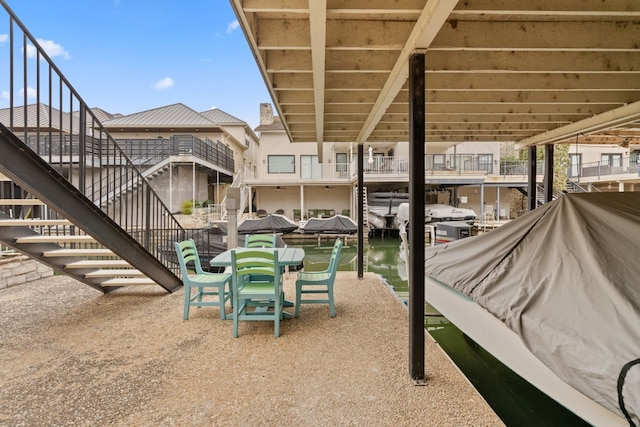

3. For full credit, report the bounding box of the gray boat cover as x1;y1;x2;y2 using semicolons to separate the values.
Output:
424;192;640;424
238;214;299;234
301;215;358;234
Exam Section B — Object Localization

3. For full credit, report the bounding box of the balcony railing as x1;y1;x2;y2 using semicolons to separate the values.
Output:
574;156;640;180
247;154;640;183
245;155;542;182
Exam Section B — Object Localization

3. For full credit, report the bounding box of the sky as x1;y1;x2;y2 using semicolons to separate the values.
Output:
0;0;273;129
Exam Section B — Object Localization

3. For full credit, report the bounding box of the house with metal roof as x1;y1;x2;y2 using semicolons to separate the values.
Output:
101;103;259;214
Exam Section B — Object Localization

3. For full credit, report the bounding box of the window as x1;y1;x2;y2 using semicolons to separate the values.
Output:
601;153;622;167
336;153;348;176
268;155;295;174
568;153;582;178
433;154;446;170
459;155;474;172
301;155;321;179
478;154;493;173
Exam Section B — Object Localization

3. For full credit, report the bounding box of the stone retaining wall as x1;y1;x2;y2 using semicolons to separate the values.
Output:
0;255;54;290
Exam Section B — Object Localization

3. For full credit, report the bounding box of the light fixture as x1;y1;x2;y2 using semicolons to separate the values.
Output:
607;183;612;190
368;146;374;165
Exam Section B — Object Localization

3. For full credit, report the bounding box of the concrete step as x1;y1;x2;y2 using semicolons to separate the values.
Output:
65;260;132;269
15;235;97;244
0;219;72;227
85;269;145;278
101;277;157;287
43;248;115;257
0;199;47;205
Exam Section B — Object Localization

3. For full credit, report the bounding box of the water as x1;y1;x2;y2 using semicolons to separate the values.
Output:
287;236;590;426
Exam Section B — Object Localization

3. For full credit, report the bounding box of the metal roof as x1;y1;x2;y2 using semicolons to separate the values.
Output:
102;103;218;128
200;108;245;125
230;0;640;150
0;103;68;131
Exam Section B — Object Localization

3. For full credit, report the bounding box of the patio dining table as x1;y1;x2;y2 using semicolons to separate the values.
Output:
209;247;305;270
209;247;305;318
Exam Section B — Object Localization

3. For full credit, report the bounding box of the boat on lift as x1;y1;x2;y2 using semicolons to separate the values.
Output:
367;192;477;231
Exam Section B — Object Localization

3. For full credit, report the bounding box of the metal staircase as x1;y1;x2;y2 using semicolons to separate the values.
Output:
0;212;155;291
221;169;250;220
0;3;184;293
0;127;182;292
566;179;600;193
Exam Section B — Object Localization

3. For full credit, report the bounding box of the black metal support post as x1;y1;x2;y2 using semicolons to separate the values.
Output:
357;143;364;279
544;144;554;203
527;145;537;211
408;52;426;384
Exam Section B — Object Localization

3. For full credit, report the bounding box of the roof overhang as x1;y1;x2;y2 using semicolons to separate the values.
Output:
230;0;640;152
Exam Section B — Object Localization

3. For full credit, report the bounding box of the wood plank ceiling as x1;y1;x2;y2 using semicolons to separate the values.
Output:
230;0;640;151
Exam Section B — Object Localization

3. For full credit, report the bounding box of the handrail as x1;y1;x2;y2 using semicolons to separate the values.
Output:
576;156;639;180
0;1;184;274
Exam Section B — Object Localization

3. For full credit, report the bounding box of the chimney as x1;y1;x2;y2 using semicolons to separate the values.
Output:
260;103;274;126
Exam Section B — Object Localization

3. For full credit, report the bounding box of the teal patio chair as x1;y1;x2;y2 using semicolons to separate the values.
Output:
174;239;232;320
245;234;277;248
231;249;284;337
295;238;343;318
245;234;279;280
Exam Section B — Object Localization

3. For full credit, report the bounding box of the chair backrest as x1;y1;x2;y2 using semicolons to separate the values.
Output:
326;238;343;279
245;234;277;248
231;249;281;287
174;239;204;278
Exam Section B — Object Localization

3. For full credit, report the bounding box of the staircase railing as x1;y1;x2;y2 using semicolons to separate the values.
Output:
0;1;184;276
221;169;248;220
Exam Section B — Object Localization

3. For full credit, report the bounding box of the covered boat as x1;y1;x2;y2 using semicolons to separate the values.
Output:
367;192;408;229
300;214;358;234
397;202;477;226
422;192;640;426
424;204;476;223
238;213;299;234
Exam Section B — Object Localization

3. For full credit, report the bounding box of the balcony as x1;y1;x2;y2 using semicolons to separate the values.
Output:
245;154;547;185
573;156;640;181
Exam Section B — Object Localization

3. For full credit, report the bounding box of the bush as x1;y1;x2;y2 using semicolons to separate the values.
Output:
181;200;193;215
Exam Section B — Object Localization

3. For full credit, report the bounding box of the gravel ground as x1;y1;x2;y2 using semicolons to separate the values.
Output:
0;272;503;426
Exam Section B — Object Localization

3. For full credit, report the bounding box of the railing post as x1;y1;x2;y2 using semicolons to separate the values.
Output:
145;184;152;249
78;104;86;192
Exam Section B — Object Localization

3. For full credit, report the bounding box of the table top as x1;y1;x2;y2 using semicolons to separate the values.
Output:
209;247;305;267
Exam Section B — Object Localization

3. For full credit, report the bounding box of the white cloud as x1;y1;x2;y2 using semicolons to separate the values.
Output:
152;77;175;90
26;39;71;60
20;87;37;99
226;20;239;33
0;87;36;100
0;34;8;43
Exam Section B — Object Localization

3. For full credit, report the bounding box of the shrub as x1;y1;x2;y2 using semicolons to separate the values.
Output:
181;200;193;215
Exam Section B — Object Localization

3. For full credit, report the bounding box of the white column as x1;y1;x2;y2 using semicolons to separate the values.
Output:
192;161;196;216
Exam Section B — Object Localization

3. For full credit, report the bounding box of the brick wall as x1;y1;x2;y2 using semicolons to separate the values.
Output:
0;255;54;290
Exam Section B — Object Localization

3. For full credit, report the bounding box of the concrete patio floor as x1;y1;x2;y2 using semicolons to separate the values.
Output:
0;271;503;426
